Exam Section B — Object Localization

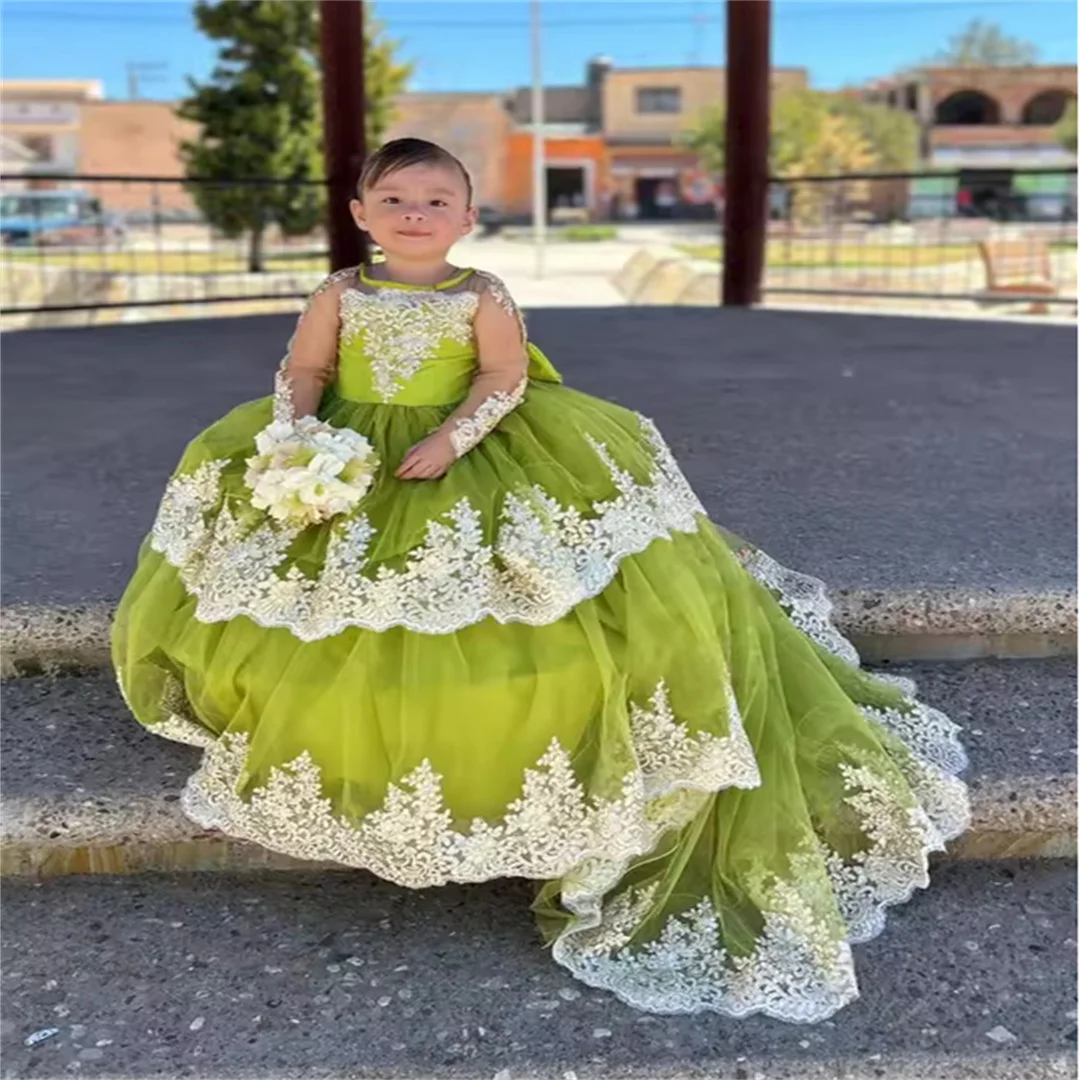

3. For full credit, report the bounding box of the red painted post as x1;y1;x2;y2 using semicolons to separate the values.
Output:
319;0;368;271
722;0;771;306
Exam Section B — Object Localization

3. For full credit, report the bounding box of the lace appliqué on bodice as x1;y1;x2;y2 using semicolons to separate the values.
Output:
340;282;479;404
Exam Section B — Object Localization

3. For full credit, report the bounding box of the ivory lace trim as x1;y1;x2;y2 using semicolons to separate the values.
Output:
141;679;759;886
548;551;970;1022
449;377;528;457
149;415;706;640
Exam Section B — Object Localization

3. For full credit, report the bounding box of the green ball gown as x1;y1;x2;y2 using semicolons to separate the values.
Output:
113;265;969;1022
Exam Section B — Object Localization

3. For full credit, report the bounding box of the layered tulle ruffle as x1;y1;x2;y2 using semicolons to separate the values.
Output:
113;381;969;1023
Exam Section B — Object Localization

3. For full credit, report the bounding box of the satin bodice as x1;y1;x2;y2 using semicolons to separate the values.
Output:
332;266;560;407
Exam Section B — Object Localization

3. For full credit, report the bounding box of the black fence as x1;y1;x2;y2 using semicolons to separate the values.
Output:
1;167;1077;317
758;168;1077;307
1;174;331;315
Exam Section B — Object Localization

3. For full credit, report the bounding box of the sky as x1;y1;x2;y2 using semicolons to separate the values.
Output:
0;0;1075;100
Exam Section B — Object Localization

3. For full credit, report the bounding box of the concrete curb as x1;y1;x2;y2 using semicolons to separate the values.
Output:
2;589;1075;677
610;245;723;306
2;771;1073;878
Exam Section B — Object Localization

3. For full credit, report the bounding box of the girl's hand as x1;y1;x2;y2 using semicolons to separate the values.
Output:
395;431;456;481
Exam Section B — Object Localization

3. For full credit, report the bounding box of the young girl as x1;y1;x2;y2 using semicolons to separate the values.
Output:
113;138;969;1022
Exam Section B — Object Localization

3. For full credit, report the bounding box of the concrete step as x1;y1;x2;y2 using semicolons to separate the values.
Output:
0;659;1074;878
2;586;1075;682
1;859;1075;1078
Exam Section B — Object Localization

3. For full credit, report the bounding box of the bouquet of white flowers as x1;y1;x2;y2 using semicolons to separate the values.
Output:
243;417;379;528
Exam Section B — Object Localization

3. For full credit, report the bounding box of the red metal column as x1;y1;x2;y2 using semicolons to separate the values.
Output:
320;0;368;271
722;0;772;306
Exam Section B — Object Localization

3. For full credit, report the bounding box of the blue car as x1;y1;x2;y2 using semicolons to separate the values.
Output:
0;190;125;247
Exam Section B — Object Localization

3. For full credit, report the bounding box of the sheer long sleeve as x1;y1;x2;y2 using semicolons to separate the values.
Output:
444;272;529;458
273;269;354;422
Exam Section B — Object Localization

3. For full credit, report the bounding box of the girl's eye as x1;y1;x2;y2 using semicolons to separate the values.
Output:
382;196;399;204
430;200;447;208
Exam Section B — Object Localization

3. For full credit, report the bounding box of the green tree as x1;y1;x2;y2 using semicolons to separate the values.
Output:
1056;98;1078;153
771;91;875;225
682;90;903;178
680;104;726;176
684;90;898;225
180;0;410;272
828;95;919;172
925;18;1039;67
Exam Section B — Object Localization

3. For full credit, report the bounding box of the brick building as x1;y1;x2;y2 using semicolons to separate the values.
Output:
861;65;1077;218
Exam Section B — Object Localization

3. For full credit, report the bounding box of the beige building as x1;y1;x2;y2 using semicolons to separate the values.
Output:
1;82;197;215
601;64;807;142
596;62;807;218
383;92;511;208
0;80;101;175
78;101;199;215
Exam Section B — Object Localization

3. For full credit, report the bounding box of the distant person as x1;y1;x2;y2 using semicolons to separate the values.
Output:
655;180;678;219
113;136;969;1026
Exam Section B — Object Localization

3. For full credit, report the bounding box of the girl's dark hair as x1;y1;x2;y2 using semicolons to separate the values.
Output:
357;137;473;205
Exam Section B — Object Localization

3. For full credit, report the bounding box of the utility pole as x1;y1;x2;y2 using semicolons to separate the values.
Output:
126;62;168;100
319;0;368;271
530;0;546;279
721;0;771;306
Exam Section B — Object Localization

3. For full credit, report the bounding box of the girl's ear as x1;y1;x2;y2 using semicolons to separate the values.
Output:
349;199;369;232
462;205;479;236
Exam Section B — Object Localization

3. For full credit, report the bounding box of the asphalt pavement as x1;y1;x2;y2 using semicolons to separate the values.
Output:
1;307;1074;605
1;860;1075;1078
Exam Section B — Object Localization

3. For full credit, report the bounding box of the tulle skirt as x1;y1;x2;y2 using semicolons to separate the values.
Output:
113;380;969;1022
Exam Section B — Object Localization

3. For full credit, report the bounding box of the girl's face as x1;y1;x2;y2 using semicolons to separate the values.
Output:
351;162;476;261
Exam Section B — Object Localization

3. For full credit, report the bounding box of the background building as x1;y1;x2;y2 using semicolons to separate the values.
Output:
501;73;607;221
599;62;808;219
384;91;512;210
3;58;1075;226
862;64;1077;218
0;80;101;179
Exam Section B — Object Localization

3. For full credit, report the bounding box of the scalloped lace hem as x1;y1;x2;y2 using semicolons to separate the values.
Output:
122;676;761;889
548;548;971;1023
148;415;707;641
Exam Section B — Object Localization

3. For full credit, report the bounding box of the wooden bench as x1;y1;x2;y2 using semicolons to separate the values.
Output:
977;238;1058;314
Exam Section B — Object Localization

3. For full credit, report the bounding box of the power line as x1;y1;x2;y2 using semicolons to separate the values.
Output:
126;61;169;100
0;0;1008;29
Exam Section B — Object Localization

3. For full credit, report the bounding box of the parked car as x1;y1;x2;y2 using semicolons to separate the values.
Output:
0;190;125;247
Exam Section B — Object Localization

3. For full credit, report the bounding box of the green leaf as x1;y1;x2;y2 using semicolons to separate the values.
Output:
181;0;413;270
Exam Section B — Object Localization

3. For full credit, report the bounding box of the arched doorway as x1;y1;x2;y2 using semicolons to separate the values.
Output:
1021;89;1075;125
935;90;1002;125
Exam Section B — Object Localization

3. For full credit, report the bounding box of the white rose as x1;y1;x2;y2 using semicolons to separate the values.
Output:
255;421;298;457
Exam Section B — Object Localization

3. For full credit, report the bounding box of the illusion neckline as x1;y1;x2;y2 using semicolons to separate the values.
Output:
359;264;473;292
